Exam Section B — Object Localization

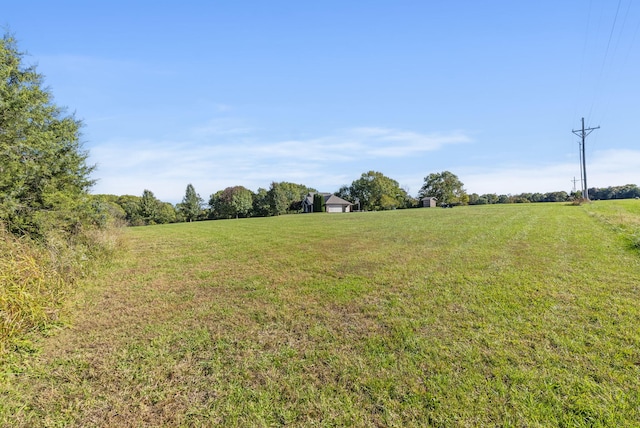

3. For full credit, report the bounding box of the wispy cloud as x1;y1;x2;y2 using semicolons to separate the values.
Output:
189;118;254;138
349;127;472;157
88;114;639;204
244;127;470;161
88;122;473;202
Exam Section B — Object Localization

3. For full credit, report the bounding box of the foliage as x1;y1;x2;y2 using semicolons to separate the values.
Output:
544;191;569;202
90;194;127;227
0;33;97;239
140;189;162;224
251;187;271;217
339;171;408;211
112;191;176;226
0;219;123;357
157;201;178;224
484;188;640;204
468;190;579;205
177;184;203;222
209;186;254;219
0;34;127;358
589;184;640;200
267;182;315;215
0;227;66;354
267;182;288;215
115;195;145;226
419;170;468;206
313;193;325;213
401;192;418;209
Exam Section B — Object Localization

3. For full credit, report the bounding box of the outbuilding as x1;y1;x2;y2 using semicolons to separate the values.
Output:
421;197;437;208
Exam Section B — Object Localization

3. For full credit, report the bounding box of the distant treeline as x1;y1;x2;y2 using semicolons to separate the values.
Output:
468;184;640;205
588;184;640;200
93;182;319;226
95;181;640;227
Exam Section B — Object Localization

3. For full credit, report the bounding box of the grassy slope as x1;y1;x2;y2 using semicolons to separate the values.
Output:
1;202;639;426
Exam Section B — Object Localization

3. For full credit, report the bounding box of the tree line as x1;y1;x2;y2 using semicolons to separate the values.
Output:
99;171;640;227
467;184;640;205
94;182;318;226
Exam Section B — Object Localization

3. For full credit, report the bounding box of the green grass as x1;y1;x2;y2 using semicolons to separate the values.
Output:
1;202;639;426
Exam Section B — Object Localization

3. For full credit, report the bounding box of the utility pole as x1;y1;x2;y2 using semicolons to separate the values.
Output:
572;117;599;200
571;176;579;193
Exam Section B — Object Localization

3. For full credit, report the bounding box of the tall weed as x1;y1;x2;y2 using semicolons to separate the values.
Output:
0;228;66;354
0;224;122;356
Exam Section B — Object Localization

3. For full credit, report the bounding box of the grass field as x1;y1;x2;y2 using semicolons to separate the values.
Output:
1;201;639;426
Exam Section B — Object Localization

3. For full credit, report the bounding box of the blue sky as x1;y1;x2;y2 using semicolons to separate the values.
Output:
5;1;640;203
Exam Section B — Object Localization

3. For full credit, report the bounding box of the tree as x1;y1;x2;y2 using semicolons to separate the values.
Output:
157;201;178;224
340;171;407;211
0;33;96;238
251;187;271;217
140;189;162;224
209;186;254;219
267;182;289;216
135;190;176;225
228;186;253;218
418;171;468;206
482;193;499;204
91;194;127;227
590;184;640;200
313;193;325;212
116;195;144;226
178;183;203;222
208;190;224;219
497;194;511;204
543;191;568;203
530;193;545;203
267;182;315;215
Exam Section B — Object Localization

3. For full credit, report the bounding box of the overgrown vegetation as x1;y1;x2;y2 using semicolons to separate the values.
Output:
0;227;66;354
1;202;638;426
0;33;118;356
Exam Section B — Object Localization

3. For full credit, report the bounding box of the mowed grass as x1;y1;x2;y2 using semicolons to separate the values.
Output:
2;201;639;426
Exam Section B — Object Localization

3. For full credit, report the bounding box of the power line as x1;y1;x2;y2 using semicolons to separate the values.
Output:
571;176;580;193
572;118;600;200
